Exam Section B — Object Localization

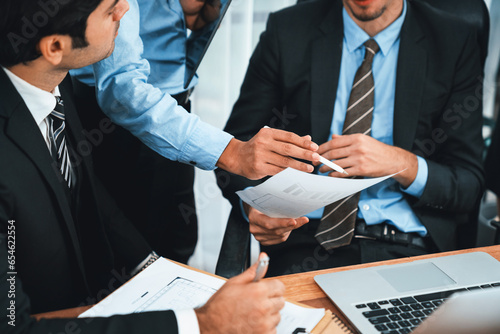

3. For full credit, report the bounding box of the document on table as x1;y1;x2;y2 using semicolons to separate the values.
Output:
237;168;398;218
79;258;325;333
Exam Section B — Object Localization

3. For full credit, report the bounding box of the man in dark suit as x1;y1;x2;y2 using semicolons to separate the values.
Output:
217;0;485;276
0;0;284;332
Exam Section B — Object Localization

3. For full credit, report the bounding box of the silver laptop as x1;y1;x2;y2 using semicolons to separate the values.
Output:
412;288;500;334
314;252;500;334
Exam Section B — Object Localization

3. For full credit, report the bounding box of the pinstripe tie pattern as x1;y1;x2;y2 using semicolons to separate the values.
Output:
48;97;73;188
315;39;380;250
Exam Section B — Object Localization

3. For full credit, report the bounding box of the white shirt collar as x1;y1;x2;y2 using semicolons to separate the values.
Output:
1;67;61;126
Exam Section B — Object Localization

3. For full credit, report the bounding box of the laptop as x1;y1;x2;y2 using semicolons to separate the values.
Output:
183;0;232;89
314;252;500;333
412;288;500;334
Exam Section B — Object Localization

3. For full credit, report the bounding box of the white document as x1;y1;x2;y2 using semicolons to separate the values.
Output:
277;302;326;333
79;258;325;333
79;258;225;318
237;168;398;218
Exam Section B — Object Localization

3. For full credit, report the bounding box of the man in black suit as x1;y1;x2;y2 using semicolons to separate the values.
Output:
217;0;485;276
0;0;284;332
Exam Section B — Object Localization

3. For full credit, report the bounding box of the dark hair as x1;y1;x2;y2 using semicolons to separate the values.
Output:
0;0;104;67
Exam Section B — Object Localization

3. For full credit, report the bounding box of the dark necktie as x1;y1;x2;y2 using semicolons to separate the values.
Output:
48;97;73;188
315;39;380;250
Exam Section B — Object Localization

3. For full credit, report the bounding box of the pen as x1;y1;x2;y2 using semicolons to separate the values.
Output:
253;255;270;282
318;155;349;175
263;126;348;175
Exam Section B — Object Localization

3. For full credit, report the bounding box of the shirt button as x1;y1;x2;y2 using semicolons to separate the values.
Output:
363;204;370;211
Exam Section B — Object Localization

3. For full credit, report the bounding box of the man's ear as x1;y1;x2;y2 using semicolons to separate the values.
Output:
37;35;69;66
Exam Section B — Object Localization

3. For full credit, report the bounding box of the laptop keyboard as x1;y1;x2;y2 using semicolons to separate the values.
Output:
356;282;500;334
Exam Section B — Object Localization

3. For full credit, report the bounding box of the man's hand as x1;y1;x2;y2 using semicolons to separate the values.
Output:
244;203;309;246
195;253;285;334
316;134;418;188
217;128;320;180
180;0;222;31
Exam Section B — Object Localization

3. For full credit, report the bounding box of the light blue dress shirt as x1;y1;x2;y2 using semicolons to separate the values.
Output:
70;0;232;170
307;1;429;236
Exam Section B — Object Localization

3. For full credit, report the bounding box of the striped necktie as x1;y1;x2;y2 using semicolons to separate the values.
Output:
315;39;380;250
48;97;73;188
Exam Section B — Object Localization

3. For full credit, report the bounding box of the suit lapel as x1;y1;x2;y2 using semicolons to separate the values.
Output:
0;72;88;282
393;1;427;151
310;0;344;143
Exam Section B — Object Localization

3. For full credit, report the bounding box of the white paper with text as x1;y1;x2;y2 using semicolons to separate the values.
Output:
237;168;397;218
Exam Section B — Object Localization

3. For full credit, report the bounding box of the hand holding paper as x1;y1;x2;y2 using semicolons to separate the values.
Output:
245;202;310;245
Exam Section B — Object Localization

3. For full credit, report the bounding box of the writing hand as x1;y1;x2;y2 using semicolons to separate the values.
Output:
195;252;285;334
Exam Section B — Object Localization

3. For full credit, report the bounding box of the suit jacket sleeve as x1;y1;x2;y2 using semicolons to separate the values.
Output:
411;27;485;214
485;119;500;196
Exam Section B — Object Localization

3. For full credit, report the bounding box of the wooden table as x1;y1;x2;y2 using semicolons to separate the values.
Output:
35;245;500;324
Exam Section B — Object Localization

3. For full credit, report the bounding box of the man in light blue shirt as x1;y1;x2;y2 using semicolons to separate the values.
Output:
218;0;485;276
70;0;320;263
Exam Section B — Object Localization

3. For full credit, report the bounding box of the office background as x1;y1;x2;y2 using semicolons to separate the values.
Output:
188;0;500;273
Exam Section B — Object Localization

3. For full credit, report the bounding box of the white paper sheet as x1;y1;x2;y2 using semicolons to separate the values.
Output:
79;258;325;333
277;302;326;333
237;168;398;218
79;258;225;318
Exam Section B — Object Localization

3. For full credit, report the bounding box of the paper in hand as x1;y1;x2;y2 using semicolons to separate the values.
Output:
237;168;399;218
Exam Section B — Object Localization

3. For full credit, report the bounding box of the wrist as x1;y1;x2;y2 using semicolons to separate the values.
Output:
216;138;242;175
195;306;216;334
242;202;251;217
394;149;418;188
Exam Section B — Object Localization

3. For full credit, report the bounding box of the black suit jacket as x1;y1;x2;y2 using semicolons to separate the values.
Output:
0;71;178;333
485;118;500;196
217;0;485;252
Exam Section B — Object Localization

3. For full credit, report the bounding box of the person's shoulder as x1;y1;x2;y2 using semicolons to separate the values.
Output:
269;0;338;28
408;0;486;37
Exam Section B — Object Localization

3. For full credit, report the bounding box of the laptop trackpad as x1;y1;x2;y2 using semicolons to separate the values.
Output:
377;262;457;293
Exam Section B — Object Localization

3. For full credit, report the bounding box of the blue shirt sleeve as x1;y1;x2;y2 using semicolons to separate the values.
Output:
400;156;428;198
88;0;233;170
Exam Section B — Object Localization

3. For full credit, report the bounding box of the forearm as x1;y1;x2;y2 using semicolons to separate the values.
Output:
92;1;232;169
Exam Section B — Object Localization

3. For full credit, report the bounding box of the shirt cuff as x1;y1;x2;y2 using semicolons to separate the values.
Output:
401;156;428;198
174;309;200;334
179;122;233;170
